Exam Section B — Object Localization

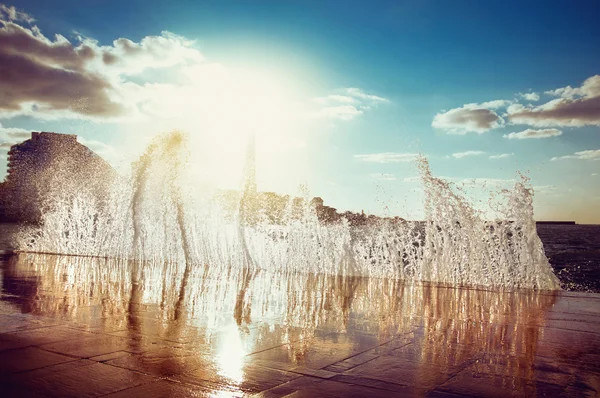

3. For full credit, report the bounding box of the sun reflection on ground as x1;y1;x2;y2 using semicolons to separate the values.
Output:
216;323;247;385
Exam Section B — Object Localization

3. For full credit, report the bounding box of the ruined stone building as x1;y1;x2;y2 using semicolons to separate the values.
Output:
0;132;115;223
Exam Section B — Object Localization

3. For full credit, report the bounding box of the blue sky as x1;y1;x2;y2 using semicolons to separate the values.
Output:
0;1;599;222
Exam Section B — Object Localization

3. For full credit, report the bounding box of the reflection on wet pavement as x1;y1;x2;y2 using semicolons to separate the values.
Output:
0;253;599;397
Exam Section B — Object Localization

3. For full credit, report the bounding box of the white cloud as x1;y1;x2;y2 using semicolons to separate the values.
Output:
0;4;390;137
551;149;600;161
354;152;420;163
433;75;600;133
545;76;600;99
489;153;513;159
592;173;598;176
518;92;540;101
0;4;34;23
370;173;396;181
0;122;30;152
94;32;204;77
479;99;511;109
452;150;486;159
503;128;563;140
312;88;388;121
432;103;505;134
509;75;600;127
345;88;388;103
0;7;207;121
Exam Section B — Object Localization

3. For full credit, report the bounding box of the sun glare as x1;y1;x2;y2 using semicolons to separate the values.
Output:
186;65;297;137
180;65;302;189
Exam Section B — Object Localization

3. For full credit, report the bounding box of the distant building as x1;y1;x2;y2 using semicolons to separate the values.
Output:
0;132;115;223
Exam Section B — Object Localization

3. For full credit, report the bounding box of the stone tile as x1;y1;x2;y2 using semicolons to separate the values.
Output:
6;362;156;398
530;357;577;386
102;379;214;397
470;352;579;388
433;354;588;397
89;351;130;362
426;391;468;398
105;347;213;377
66;320;129;334
545;319;600;334
330;373;425;394
0;326;95;352
322;350;380;372
2;254;600;397
219;322;303;356
0;335;32;352
318;331;414;373
568;370;600;396
172;363;300;394
536;327;600;364
287;366;337;379
552;295;600;316
109;325;202;344
546;312;600;325
0;383;50;398
254;375;411;398
345;355;456;390
39;333;161;358
249;358;298;372
251;376;323;398
248;332;383;369
385;342;480;372
436;369;567;397
0;347;75;375
10;360;97;384
0;314;60;333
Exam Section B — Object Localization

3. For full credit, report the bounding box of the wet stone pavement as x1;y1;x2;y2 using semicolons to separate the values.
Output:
0;253;599;397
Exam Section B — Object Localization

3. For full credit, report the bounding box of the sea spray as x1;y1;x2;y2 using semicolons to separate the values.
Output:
18;131;561;290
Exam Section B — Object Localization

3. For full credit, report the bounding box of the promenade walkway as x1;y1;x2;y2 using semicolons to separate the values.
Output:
0;253;598;397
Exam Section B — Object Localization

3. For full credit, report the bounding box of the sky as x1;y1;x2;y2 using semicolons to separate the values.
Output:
0;0;599;223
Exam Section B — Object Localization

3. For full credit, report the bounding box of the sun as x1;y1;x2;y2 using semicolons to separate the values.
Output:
178;64;303;189
202;67;296;137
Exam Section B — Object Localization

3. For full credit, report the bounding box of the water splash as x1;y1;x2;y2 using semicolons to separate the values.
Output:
17;131;561;290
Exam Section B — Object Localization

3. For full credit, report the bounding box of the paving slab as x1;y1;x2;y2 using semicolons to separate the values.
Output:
102;379;214;397
5;361;156;397
0;347;76;375
0;253;599;397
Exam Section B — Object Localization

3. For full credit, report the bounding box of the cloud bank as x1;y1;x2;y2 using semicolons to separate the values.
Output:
433;75;600;135
312;88;389;121
0;7;206;121
551;149;600;161
518;92;540;101
503;128;563;140
1;5;385;127
432;102;505;134
508;75;600;127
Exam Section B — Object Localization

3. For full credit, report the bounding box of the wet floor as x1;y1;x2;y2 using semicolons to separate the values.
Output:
0;253;599;397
